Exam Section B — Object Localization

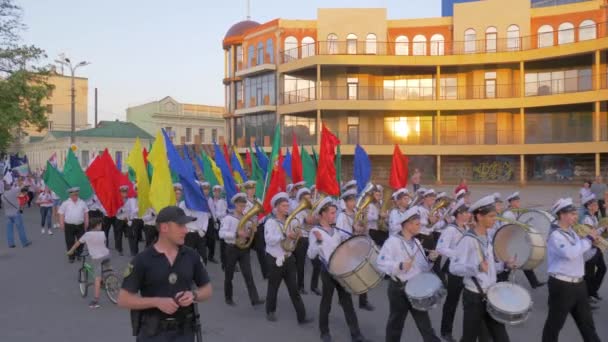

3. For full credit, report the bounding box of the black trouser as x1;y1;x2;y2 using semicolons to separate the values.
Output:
143;224;157;247
542;277;600;342
311;257;321;290
64;223;84;261
253;224;268;279
185;231;207;264
224;244;260;303
220;239;227;269
386;280;440;342
206;218;217;260
265;254;306;321
461;288;509;342
126;219;144;256
27;191;34;207
440;268;464;336
114;219;127;254
294;238;308;290
102;216;117;249
585;250;606;297
319;269;361;337
497;269;542;287
136;331;194;342
369;229;389;247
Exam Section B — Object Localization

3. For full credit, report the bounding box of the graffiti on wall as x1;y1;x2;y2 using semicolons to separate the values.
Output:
472;160;514;182
530;156;593;182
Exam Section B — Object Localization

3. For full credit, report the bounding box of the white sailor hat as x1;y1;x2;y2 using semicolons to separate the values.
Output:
231;193;247;204
296;187;311;200
271;192;290;207
376;184;384;192
286;183;294;193
506;192;520;202
399;207;421;225
243;180;257;189
449;199;469;217
436;192;448;200
67;187;80;194
212;185;223;191
423;189;437;198
310;184;316;191
294;181;306;188
551;197;577;216
582;194;597;206
392;188;409;200
417;187;428;195
312;196;336;217
455;189;467;200
469;195;497;213
493;192;503;203
342;180;357;190
196;180;210;188
173;183;183;190
341;189;358;200
119;185;129;191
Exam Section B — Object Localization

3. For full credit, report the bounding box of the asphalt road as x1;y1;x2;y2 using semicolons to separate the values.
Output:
1;186;606;342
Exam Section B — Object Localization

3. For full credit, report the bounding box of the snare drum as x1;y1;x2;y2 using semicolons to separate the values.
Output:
486;282;532;325
493;223;546;270
518;210;554;239
328;235;383;295
405;272;446;311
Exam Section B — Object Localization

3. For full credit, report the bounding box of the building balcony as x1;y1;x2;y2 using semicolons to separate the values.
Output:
235;63;277;78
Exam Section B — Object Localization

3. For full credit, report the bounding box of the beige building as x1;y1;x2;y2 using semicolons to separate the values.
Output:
127;96;226;145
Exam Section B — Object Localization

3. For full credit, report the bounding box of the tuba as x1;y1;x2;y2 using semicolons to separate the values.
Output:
281;197;313;252
353;183;375;234
573;223;608;252
235;200;263;249
378;186;394;232
430;196;453;217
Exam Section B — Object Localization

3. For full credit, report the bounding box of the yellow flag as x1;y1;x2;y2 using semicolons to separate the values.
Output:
233;171;243;185
233;146;246;170
127;138;152;216
208;157;224;186
147;131;176;211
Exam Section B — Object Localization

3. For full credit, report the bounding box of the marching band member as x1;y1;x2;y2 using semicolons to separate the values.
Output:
201;181;219;264
117;185;140;256
437;199;469;342
367;186;387;247
338;180;357;211
581;194;606;303
264;192;310;324
388;188;410;236
294;187;314;294
178;189;209;264
309;183;322;295
211;185;228;267
487;192;503;244
377;207;441;342
141;206;157;247
451;195;515;342
308;197;370;342
416;189;439;252
244;180;268;279
542;198;600;342
287;183;296;212
218;193;264;307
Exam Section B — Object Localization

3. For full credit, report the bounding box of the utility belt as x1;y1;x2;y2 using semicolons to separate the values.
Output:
133;310;195;336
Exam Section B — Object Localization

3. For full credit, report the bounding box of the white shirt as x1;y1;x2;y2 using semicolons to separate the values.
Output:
142;207;156;226
289;198;298;213
367;202;380;231
219;214;241;245
117;198;137;220
582;214;599;260
37;192;54;208
58;199;89;225
547;225;592;278
212;198;228;221
79;230;110;260
265;216;290;264
178;201;209;237
502;208;518;222
86;195;106;215
437;223;468;261
389;207;407;236
451;231;504;292
417;205;434;236
335;210;355;236
377;234;432;283
307;225;349;264
338;199;346;211
294;209;311;238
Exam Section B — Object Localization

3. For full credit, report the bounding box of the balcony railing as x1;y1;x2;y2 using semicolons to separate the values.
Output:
279;22;606;63
330;130;524;145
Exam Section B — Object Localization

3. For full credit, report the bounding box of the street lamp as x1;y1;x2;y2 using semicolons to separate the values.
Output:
54;57;90;144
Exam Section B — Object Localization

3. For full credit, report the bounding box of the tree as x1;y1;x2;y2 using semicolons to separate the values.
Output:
0;0;53;151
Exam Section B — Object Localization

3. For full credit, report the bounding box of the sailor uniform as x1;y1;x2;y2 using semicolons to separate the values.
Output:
389;207;407;236
582;214;606;299
116;197;139;256
542;224;601;342
368;202;388;247
179;201;209;264
211;197;227;265
294;208;312;291
377;234;441;342
141;207;157;247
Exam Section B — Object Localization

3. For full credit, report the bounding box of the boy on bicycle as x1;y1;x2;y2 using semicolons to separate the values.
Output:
67;213;110;308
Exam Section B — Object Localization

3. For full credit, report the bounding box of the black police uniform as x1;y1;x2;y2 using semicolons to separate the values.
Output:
121;245;210;342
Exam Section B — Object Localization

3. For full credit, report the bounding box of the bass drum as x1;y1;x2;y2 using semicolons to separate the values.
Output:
493;223;546;270
517;210;554;239
328;236;383;295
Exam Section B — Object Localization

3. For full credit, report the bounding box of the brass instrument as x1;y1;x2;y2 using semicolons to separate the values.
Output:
573;224;608;252
281;197;312;252
408;193;423;210
600;217;608;239
430;196;454;217
378;186;394;232
353;184;376;235
235;200;263;249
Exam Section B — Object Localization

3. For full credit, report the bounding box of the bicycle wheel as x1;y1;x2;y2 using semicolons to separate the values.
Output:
103;273;120;304
78;268;89;297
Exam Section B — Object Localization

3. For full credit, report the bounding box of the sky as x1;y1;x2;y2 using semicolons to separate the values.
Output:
19;0;441;125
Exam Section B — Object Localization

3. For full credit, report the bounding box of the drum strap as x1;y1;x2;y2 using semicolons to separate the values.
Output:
470;277;487;301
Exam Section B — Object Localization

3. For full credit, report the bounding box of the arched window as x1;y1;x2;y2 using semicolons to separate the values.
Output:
247;44;255;67
266;39;274;63
366;33;377;54
464;28;476;53
327;34;338;54
301;36;315;58
413;35;427;56
579;19;597;41
485;27;497;52
538;25;554;48
284;36;298;60
507;25;520;51
256;42;264;65
347;33;358;54
430;34;445;56
395;35;409;56
558;22;575;44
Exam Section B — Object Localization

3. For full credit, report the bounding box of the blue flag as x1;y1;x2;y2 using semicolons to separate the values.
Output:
230;151;248;183
162;129;209;212
354;144;371;194
255;143;269;180
214;143;238;209
282;148;292;180
182;145;199;180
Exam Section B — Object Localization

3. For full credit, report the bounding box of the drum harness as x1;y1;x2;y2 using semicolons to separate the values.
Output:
392;235;429;289
461;230;491;301
316;224;353;273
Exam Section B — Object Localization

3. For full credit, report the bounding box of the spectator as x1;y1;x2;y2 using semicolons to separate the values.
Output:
17;187;29;211
411;168;421;192
580;180;593;202
36;187;54;235
2;183;32;248
591;176;607;217
454;178;468;196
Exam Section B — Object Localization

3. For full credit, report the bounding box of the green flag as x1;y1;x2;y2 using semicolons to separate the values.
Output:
127;167;136;182
301;145;316;188
42;161;70;201
63;149;94;200
200;152;219;187
249;147;264;199
335;144;342;193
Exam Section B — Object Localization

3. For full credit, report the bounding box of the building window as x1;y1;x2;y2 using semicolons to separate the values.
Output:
440;77;457;100
247;44;255;67
236;113;275;147
347;116;359;144
412;35;427;56
266;39;274;63
302;36;315;58
558;22;575;45
395;35;409;55
235;45;243;70
346;33;358;54
464;29;477;53
47;121;53;130
507;25;520;51
186;128;192;143
366;33;377;54
485;27;497;53
327;34;338;54
524;68;592;96
538;25;554;48
245;73;275;107
485;72;497;98
45;104;53;114
81;150;89;168
198;128;205;143
347;77;358;100
284;36;298;61
235;81;243;108
115;151;123;169
257;42;264;65
579;20;597;41
211;128;218;143
430;34;445;56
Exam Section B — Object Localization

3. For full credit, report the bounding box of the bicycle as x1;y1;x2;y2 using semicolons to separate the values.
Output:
77;251;120;304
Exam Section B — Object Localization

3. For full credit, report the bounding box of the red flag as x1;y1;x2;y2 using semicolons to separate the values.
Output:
86;149;124;217
245;149;252;172
291;133;303;183
316;125;341;196
142;147;149;167
389;145;409;189
262;149;287;215
222;143;232;172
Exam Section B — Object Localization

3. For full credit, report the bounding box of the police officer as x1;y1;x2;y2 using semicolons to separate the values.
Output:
58;187;89;263
117;206;212;342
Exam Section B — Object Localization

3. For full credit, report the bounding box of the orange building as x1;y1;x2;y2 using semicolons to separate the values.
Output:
223;0;608;184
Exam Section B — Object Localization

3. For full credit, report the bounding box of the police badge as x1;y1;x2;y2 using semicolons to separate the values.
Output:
168;272;178;284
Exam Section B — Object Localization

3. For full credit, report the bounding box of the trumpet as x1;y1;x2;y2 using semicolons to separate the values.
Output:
573;224;608;252
235;200;263;250
281;197;312;252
